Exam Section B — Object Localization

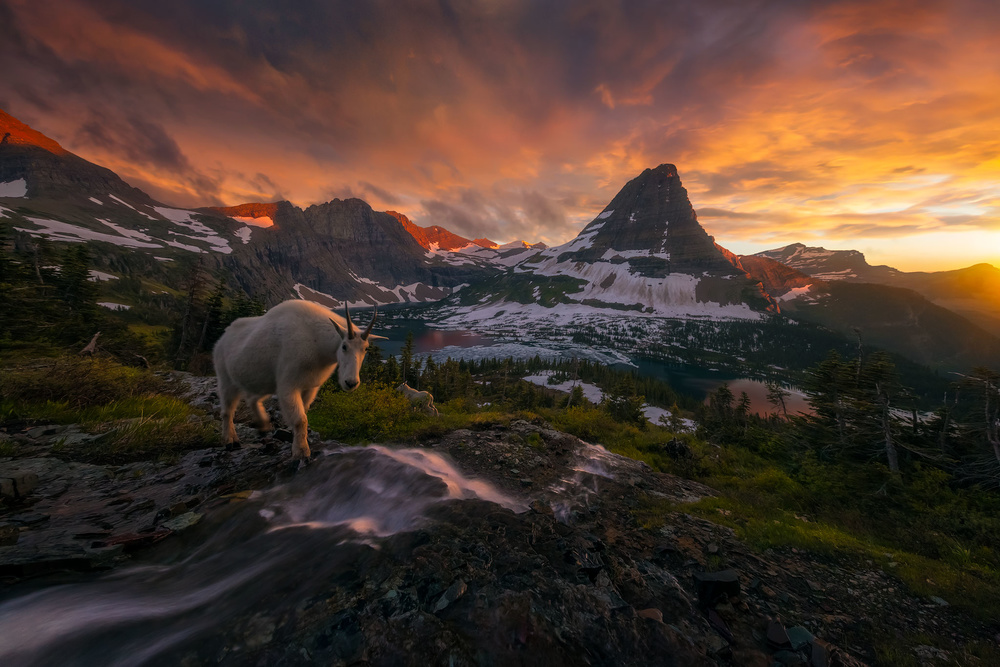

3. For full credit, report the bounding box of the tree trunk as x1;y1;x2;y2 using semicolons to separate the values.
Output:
986;379;1000;466
878;382;900;474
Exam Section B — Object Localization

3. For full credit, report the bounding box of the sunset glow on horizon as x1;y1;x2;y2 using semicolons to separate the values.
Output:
2;0;998;271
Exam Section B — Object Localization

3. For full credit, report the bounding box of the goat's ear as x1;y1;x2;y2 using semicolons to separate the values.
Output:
330;318;347;339
365;334;388;341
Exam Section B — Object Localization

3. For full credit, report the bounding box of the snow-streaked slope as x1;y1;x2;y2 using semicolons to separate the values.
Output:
14;216;163;249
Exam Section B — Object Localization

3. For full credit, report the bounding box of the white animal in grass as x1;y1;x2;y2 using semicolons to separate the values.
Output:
396;382;439;417
213;299;385;459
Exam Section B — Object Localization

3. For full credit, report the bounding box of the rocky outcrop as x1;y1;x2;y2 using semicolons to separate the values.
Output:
738;255;814;298
387;210;501;251
207;202;280;220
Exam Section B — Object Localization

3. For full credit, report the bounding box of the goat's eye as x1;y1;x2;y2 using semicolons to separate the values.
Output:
342;344;348;351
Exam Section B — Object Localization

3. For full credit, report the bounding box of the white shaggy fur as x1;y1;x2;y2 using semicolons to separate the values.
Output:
213;299;384;459
396;382;439;417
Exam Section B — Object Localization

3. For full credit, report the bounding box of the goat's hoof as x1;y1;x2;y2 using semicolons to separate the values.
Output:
225;440;242;451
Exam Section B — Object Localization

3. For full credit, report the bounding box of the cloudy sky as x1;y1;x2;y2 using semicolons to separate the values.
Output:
3;0;999;270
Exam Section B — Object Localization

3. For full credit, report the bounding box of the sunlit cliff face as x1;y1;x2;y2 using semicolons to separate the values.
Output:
2;0;998;270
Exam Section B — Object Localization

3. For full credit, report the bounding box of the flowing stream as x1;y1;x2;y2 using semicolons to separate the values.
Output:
0;447;525;667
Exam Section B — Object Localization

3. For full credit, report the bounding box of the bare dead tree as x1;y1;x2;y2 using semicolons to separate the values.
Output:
79;331;101;356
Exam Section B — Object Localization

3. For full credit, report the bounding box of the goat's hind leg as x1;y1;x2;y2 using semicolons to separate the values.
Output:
219;382;242;448
249;395;273;433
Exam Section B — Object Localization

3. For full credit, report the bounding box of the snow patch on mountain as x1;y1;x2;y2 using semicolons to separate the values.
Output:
523;373;604;403
15;217;163;249
97;218;156;243
153;206;233;254
88;197;102;205
88;270;117;282
522;371;686;427
98;302;131;311
0;206;13;218
294;278;457;309
555;221;605;254
163;239;207;253
0;179;27;198
777;285;813;302
234;227;253;243
107;194;136;210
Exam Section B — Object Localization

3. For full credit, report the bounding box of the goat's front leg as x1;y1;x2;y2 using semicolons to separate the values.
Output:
301;385;321;411
278;389;310;459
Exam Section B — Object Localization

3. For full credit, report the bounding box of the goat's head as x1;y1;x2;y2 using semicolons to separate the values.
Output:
330;304;385;391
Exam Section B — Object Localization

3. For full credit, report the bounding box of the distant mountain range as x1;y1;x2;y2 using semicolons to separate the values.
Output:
749;242;1000;336
2;108;998;372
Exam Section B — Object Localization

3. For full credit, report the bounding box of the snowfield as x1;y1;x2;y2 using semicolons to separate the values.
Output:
0;179;28;198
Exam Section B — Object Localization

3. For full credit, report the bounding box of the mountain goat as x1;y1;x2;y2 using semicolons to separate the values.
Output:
396;382;439;416
213;299;385;459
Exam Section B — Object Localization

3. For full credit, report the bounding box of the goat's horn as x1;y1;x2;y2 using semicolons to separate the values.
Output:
345;303;354;338
362;305;378;340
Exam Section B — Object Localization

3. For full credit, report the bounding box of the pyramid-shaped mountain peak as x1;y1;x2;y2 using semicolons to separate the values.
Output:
555;163;741;275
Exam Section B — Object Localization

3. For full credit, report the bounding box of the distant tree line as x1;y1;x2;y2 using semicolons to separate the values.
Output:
700;348;1000;487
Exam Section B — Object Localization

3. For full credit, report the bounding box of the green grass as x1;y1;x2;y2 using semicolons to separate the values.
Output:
54;411;218;464
630;439;1000;624
1;355;216;463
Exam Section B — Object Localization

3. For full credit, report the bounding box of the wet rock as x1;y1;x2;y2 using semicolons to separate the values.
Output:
0;471;38;498
637;607;663;622
97;529;172;551
786;626;813;650
773;649;807;666
0;522;19;546
273;428;294;443
433;578;468;613
809;638;832;667
25;425;64;439
693;569;740;607
767;620;792;649
706;632;730;656
161;512;202;532
8;512;48;526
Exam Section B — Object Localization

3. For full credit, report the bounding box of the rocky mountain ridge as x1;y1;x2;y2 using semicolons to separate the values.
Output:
385;210;498;251
0;109;498;307
4;108;998;371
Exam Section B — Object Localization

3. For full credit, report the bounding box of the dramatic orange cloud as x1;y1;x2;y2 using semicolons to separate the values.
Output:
1;0;997;270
